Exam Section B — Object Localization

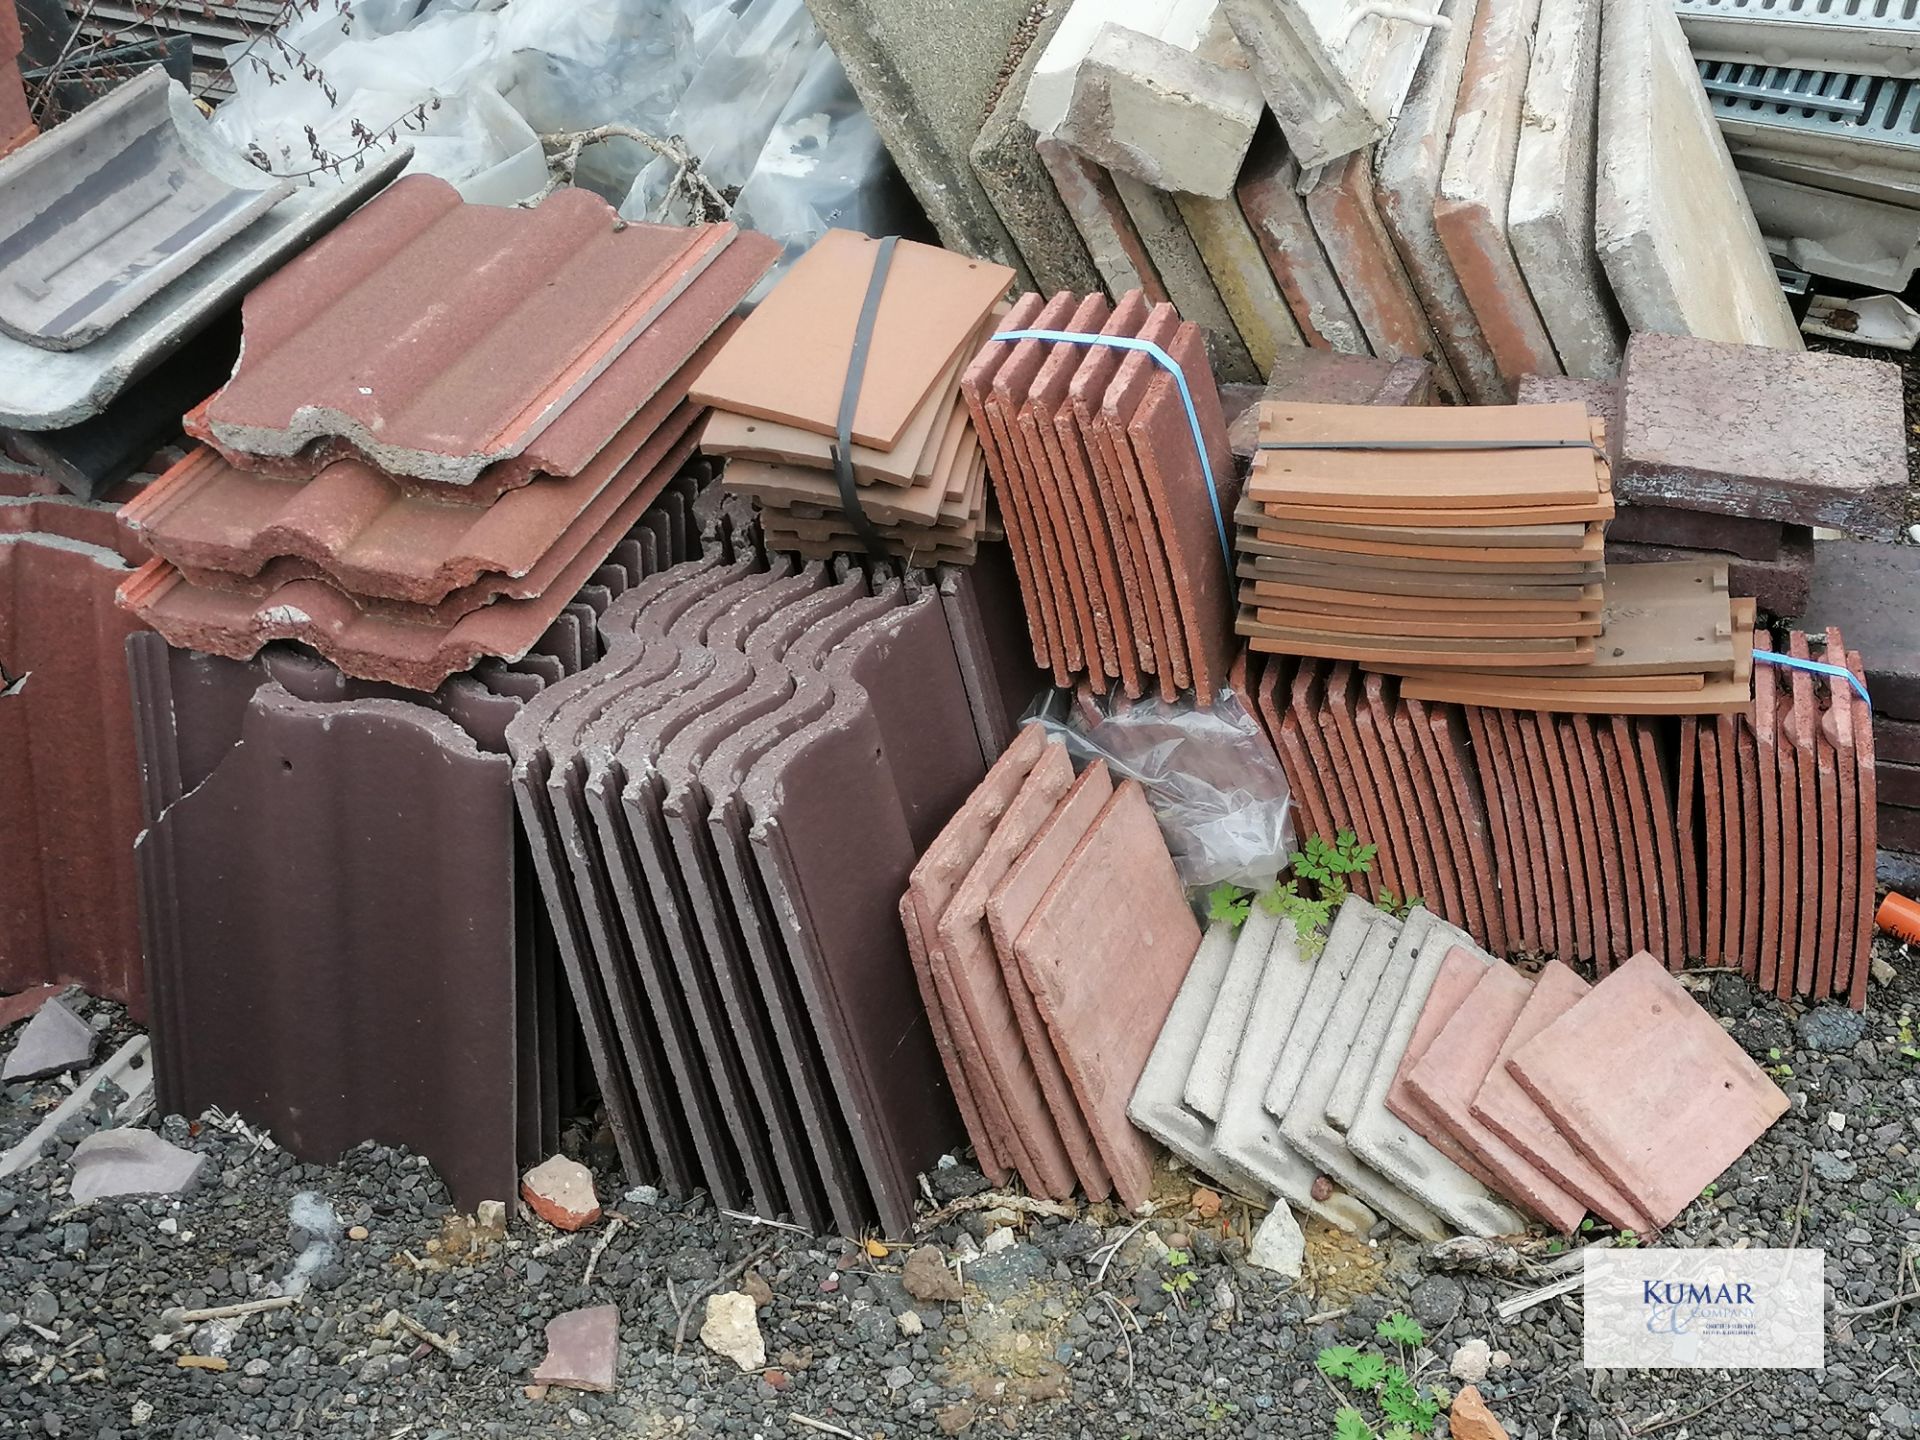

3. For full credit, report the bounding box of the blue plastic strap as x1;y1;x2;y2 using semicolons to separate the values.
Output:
1753;650;1872;710
990;329;1231;573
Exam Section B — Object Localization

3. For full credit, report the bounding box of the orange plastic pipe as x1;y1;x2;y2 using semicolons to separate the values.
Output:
1878;892;1920;946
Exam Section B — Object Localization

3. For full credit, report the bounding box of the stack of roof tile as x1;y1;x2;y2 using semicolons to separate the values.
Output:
906;727;1202;1209
505;528;1032;1234
962;289;1239;706
1132;900;1789;1239
1236;400;1612;668
1244;634;1878;1004
695;230;1015;566
128;477;718;1214
0;70;404;475
1389;949;1789;1234
116;174;779;691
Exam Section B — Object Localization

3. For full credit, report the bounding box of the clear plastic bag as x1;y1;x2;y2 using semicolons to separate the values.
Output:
1027;687;1295;894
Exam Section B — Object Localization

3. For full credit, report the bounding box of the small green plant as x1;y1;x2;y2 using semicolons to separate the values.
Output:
1316;1313;1445;1439
1206;882;1253;929
1615;1229;1641;1249
1894;1187;1920;1209
1257;830;1380;957
1898;1013;1920;1062
1376;889;1423;920
1160;1247;1195;1305
1699;1182;1718;1202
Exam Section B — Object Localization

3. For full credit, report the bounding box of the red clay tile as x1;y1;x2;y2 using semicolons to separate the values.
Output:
1286;659;1374;898
934;742;1081;1199
1037;316;1145;698
993;293;1094;680
1392;692;1474;936
1418;699;1506;954
1323;663;1407;898
1466;705;1534;950
1827;627;1861;1002
1010;779;1201;1211
1847;647;1875;1011
1675;716;1704;964
1259;656;1335;849
1732;705;1762;977
1100;305;1194;696
961;292;1059;679
1785;635;1822;998
1072;294;1168;694
1768;660;1803;1001
903;727;1053;1185
1716;713;1748;974
1597;720;1648;961
986;761;1121;1200
1510;953;1790;1231
1698;720;1724;967
1469;961;1654;1233
1631;720;1682;968
205;177;734;484
1026;294;1127;689
1368;674;1455;919
1518;712;1581;961
1566;717;1629;971
1358;672;1438;910
1406;962;1586;1232
1553;717;1610;968
1125;317;1238;705
1750;634;1783;993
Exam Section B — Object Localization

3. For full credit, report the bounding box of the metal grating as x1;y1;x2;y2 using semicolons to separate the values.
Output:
1701;59;1920;170
1679;0;1920;79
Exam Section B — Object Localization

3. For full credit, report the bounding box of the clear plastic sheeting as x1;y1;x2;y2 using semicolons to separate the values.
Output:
206;0;905;259
1027;688;1296;894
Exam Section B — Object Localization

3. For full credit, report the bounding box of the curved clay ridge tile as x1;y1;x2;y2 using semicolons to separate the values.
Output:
202;173;739;484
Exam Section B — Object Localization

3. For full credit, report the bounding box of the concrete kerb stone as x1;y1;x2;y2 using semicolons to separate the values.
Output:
1053;23;1264;200
1185;906;1283;1121
1212;912;1379;1232
969;3;1106;296
1175;190;1305;377
803;0;1041;286
1342;914;1527;1238
1276;904;1451;1241
1593;0;1801;351
1111;172;1258;382
1126;921;1262;1197
1508;0;1624;381
1237;129;1369;354
1035;137;1166;302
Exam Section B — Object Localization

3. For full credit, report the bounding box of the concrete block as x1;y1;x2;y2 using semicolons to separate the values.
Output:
1276;905;1455;1241
1127;921;1252;1191
1055;24;1264;199
1221;0;1442;170
1237;128;1369;354
1345;915;1526;1237
1617;332;1906;539
1113;173;1259;381
1405;961;1588;1231
804;0;1040;284
68;1128;206;1201
1024;0;1184;137
1433;0;1561;386
1035;138;1165;300
1373;0;1506;403
1593;0;1802;351
1508;0;1625;381
1806;541;1920;721
2;996;96;1080
1306;151;1461;398
1212;912;1379;1231
1175;190;1305;375
1185;907;1283;1120
970;5;1107;296
1514;373;1618;450
1739;166;1920;292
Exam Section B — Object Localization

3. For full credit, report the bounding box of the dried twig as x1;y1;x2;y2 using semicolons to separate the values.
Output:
672;1242;775;1359
536;124;731;222
1837;1290;1920;1319
1096;1290;1134;1390
1091;1215;1155;1287
1496;1273;1582;1321
916;1190;1080;1231
720;1208;809;1234
1788;1157;1812;1250
1630;1377;1758;1437
162;1297;295;1327
787;1415;858;1439
582;1216;625;1289
389;1311;455;1357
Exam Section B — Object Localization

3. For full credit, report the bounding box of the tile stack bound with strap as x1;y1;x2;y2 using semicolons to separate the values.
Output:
694;230;1016;567
961;289;1240;706
115;175;777;691
905;727;1203;1209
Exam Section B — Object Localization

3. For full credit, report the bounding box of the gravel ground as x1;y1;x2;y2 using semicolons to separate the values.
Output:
4;937;1919;1440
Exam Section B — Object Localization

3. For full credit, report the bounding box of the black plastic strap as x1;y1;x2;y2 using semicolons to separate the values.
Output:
831;234;898;561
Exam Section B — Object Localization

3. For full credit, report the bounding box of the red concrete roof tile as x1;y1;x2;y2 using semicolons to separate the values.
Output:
1596;720;1649;961
1717;712;1748;973
1010;778;1199;1211
1566;716;1628;973
1362;672;1444;914
986;759;1121;1200
1784;635;1821;996
1386;946;1505;1185
1517;711;1581;960
1631;718;1683;968
1417;698;1506;953
1698;719;1725;966
1391;690;1473;935
120;430;698;689
1406;961;1587;1232
201;176;740;484
1323;662;1408;899
1676;715;1705;964
1828;627;1862;1002
1465;705;1533;949
1846;646;1875;1010
1469;961;1653;1233
1509;953;1789;1231
1750;635;1783;993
